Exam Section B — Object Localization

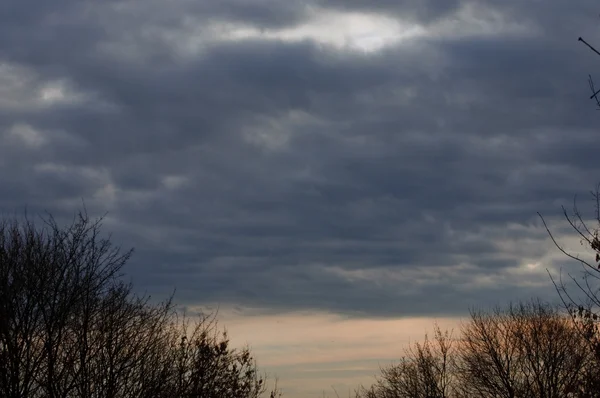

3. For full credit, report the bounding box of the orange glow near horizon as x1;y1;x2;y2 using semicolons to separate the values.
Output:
189;306;464;397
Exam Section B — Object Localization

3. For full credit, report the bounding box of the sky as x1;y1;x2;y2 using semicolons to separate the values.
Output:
1;0;600;396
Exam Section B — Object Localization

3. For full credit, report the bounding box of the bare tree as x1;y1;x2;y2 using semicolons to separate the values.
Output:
163;311;271;398
456;307;519;398
538;186;600;397
529;28;600;396
358;324;456;398
0;211;132;398
538;187;600;355
358;300;597;398
456;299;595;398
0;210;281;398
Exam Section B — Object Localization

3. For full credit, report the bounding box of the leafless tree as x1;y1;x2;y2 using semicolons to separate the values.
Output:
456;299;596;398
0;211;132;398
358;300;598;398
537;186;600;397
538;187;600;359
163;311;272;398
529;29;600;396
358;324;456;398
0;210;281;398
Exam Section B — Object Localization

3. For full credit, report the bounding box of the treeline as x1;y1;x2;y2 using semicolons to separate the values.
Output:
0;212;281;398
355;300;600;398
3;210;600;398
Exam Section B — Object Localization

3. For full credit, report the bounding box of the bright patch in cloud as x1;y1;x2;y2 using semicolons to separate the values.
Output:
171;9;425;56
7;123;46;148
264;9;425;52
37;79;91;106
428;2;539;39
39;82;67;102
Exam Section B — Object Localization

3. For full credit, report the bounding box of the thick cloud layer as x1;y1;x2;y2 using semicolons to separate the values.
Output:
1;0;598;317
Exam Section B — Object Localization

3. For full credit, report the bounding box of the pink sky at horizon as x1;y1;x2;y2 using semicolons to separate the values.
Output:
199;307;465;398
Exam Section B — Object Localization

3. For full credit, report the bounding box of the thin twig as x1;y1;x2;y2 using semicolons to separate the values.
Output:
537;212;598;273
579;37;600;56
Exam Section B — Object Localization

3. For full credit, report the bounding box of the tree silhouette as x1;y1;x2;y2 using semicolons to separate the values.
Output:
0;210;281;398
357;300;599;397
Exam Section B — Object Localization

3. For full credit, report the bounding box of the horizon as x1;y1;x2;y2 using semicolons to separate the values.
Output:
1;0;599;396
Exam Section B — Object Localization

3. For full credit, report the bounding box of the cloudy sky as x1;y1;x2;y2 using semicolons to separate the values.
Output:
1;0;600;396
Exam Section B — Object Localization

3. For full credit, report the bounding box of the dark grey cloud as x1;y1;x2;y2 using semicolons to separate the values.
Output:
0;0;598;318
